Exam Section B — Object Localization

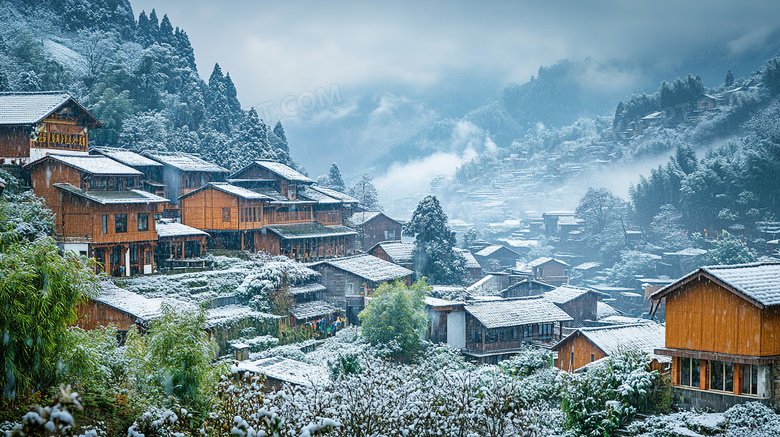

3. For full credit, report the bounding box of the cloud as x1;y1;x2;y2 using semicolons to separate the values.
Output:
728;27;773;56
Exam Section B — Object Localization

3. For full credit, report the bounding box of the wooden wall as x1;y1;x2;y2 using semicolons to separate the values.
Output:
29;161;82;233
60;191;158;244
555;333;606;372
558;293;599;325
361;214;402;249
0;126;32;159
182;187;265;231
76;301;137;331
761;306;780;356
665;278;764;356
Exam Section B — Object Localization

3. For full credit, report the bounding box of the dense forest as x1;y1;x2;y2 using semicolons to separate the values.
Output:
0;0;293;173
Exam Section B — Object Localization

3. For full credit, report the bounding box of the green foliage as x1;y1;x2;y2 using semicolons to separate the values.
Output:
0;236;98;403
123;305;224;413
498;348;551;377
328;353;363;381
561;350;658;437
358;280;429;360
404;195;468;285
576;187;630;263
326;163;346;192
704;231;757;265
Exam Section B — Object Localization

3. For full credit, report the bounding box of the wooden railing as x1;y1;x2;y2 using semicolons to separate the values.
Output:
269;210;312;224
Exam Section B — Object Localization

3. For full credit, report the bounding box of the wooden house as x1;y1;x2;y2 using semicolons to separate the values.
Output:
544;285;603;326
553;323;669;372
426;296;465;345
143;151;229;216
500;279;556;298
368;241;414;269
455;248;483;282
542;211;575;237
0;91;101;166
180;160;359;261
91;147;165;197
528;257;569;286
347;211;403;251
26;154;168;276
455;296;573;364
650;262;780;410
696;93;724;111
154;219;209;270
309;254;414;324
474;245;521;271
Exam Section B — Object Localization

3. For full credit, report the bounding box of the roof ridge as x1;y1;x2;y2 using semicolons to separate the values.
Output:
704;261;780;270
0;90;70;95
579;322;654;332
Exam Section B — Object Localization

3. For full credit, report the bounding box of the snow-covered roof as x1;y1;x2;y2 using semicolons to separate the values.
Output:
206;304;274;328
234;356;328;387
455;248;481;269
371;241;414;264
573;262;601;271
528;257;570;268
425;296;463;308
144;151;229;173
288;283;326;296
307;186;358;204
311;254;413;283
28;154;142;176
651;262;780;308
91;147;163;168
182;182;272;201
475;245;519;258
156;220;209;239
561;323;669;363
299;186;341;204
596;302;620;319
265;223;357;240
0;91;100;127
54;183;169;205
464;296;573;329
664;248;708;257
544;286;595;304
599;315;654;325
95;282;195;322
346;211;383;227
291;300;340;320
234;160;313;183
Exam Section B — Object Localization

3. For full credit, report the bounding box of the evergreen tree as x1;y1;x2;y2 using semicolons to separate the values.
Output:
272;120;289;153
147;9;160;43
725;69;735;88
136;11;151;46
327;163;346;192
349;174;381;211
403;195;468;285
174;27;197;70
158;15;174;46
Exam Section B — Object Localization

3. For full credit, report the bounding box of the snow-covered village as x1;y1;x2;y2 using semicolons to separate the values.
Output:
4;1;780;436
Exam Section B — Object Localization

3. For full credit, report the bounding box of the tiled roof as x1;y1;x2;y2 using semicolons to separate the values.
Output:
309;186;358;204
92;147;163;167
573;262;601;271
346;211;383;227
455;248;481;269
288;283;326;296
291;300;340;320
596;301;620;319
95;282;195;321
28;154;142;176
0;91;100;127
144;151;229;173
701;263;780;307
464;296;573;329
234;356;328;387
237;160;313;183
54;183;169;205
265;223;357;240
312;254;413;283
299;186;341;204
544;285;594;304
156;220;209;238
576;323;669;363
474;245;520;258
190;182;273;201
373;241;414;264
528;257;570;268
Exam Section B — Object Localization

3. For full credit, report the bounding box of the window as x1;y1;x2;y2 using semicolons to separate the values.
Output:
741;364;759;395
710;360;734;392
115;214;127;233
591;354;595;363
384;229;395;239
222;207;231;222
469;326;482;343
485;329;498;344
137;213;149;231
102;214;108;234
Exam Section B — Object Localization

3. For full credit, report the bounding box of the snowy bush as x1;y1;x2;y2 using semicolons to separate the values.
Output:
498;347;552;377
723;402;780;436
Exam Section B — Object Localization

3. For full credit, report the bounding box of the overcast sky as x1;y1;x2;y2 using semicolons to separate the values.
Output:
129;0;780;108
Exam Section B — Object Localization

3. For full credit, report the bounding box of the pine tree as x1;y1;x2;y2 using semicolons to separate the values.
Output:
136;11;151;46
158;15;174;46
272;121;289;153
327;163;346;192
725;69;735;88
403;195;468;285
147;9;160;43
